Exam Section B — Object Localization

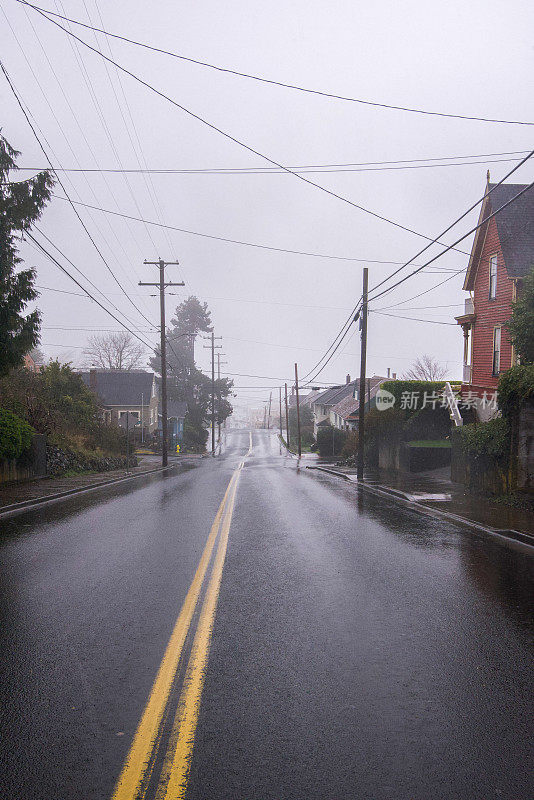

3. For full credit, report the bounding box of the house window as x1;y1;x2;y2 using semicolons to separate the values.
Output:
492;326;501;376
489;255;497;299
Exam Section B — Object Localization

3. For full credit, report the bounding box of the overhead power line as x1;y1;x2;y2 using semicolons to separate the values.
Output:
379;271;464;307
30;226;157;337
48;193;465;267
368;149;534;297
27;232;155;349
17;1;534;126
298;152;534;385
371;310;457;326
0;60;158;331
12;151;532;176
368;179;534;304
23;7;471;256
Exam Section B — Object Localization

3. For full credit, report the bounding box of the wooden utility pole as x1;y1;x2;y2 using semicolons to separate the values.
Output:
267;392;273;429
203;332;222;455
217;352;227;442
279;386;283;440
357;268;368;481
126;410;130;474
284;383;290;447
294;363;302;457
140;259;184;467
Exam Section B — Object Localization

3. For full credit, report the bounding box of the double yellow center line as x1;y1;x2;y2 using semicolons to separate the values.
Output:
111;434;252;800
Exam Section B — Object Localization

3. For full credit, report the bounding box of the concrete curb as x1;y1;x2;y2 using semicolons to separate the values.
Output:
306;465;534;554
0;463;180;521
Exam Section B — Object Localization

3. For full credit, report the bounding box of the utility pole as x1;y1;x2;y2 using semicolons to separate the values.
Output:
267;392;272;429
126;410;130;474
294;363;302;458
284;383;290;447
141;393;144;444
357;268;368;482
279;387;283;440
140;259;183;467
203;331;222;456
217;352;227;442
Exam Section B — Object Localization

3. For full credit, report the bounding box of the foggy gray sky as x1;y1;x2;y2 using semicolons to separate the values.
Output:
2;0;534;410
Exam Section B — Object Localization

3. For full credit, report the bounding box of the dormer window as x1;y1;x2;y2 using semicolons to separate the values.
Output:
489;255;498;299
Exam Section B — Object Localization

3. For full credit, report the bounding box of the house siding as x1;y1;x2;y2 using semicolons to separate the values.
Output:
471;216;515;390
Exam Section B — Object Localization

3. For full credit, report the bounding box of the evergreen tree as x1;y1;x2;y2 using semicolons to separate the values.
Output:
149;296;234;447
507;267;534;364
0;133;54;376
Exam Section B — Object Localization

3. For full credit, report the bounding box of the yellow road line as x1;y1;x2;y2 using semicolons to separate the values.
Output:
111;472;238;800
156;463;243;800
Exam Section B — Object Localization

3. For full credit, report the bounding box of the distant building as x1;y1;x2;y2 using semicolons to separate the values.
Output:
311;375;386;434
80;369;159;436
456;178;534;419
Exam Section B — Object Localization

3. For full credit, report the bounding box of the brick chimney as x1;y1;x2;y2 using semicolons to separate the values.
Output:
89;368;97;391
346;374;351;384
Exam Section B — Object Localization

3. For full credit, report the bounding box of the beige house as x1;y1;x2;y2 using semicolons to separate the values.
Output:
80;369;159;435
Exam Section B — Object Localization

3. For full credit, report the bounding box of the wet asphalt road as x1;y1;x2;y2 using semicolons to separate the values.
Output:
0;429;533;800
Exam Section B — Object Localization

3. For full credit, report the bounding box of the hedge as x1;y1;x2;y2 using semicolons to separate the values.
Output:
380;380;456;413
497;365;534;419
452;417;510;462
0;407;34;460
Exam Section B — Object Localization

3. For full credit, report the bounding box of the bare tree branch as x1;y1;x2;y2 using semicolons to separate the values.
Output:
83;332;146;370
403;354;447;381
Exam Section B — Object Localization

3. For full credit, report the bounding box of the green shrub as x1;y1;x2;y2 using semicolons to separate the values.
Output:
341;430;358;458
452;417;510;462
380;380;448;413
316;424;348;457
497;365;534;419
183;414;208;452
0;407;34;460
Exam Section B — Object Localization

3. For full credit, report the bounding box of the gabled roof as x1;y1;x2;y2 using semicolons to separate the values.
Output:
80;370;154;406
464;182;534;290
313;384;345;406
331;395;359;420
331;378;385;419
288;389;322;408
314;376;386;409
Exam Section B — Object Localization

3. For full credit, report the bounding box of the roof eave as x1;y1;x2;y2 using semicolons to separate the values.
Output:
464;187;491;291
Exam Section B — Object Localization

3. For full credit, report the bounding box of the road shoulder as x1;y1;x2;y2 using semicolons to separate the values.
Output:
306;465;534;553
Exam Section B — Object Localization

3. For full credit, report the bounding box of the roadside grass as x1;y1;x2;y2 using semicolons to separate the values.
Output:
278;435;314;454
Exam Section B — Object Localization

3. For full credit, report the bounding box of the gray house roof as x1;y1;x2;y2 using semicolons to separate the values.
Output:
331;379;385;419
331;395;360;420
315;377;386;409
288;389;322;408
465;182;534;290
80;370;154;406
314;385;345;406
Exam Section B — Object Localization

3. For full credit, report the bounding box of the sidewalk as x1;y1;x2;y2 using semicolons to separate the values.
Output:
307;464;534;541
0;455;198;519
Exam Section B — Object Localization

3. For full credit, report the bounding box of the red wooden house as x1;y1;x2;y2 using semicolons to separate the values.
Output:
456;177;534;419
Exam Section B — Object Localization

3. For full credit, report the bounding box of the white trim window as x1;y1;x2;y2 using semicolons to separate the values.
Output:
489;255;498;300
492;326;501;376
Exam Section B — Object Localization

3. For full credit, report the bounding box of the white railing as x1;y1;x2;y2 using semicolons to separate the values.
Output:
444;381;463;427
464;297;474;315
